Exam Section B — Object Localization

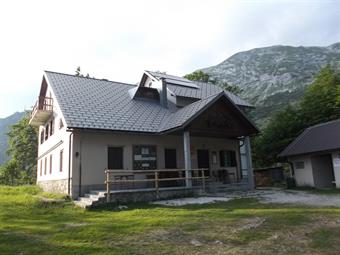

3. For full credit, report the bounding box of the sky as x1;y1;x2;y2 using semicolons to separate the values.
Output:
0;0;339;118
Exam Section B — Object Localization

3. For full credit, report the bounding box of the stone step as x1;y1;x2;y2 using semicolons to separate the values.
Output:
74;190;108;208
74;200;90;209
85;193;101;200
78;197;93;203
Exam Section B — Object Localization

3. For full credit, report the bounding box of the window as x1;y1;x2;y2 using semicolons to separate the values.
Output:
295;161;305;169
60;150;63;172
50;119;54;136
45;124;49;141
40;130;44;144
49;154;53;174
108;147;123;169
59;119;64;129
133;145;157;170
44;157;47;175
40;160;42;176
220;150;237;167
164;149;177;169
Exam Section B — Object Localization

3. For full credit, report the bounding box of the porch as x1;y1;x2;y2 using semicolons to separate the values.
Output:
75;168;250;208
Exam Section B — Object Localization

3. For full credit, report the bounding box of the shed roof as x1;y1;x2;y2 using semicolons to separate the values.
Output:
279;118;340;157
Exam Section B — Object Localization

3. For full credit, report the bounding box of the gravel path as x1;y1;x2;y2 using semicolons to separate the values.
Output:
152;189;340;207
258;189;340;207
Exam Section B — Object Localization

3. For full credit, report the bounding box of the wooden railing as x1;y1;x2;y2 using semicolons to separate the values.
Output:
31;96;53;118
105;169;208;203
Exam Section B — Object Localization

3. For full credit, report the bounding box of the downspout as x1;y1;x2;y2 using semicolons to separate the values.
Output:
78;138;83;197
67;132;73;196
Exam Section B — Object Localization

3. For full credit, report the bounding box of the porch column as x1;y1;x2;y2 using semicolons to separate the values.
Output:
244;136;255;189
183;131;192;188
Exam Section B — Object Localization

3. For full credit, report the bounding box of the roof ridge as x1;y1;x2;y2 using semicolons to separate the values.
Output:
306;118;340;129
44;70;136;87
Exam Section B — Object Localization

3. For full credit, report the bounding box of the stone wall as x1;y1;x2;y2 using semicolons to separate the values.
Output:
37;179;68;195
106;188;203;204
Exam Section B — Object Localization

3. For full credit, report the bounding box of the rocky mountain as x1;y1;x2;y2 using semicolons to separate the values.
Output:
0;112;25;165
202;43;340;126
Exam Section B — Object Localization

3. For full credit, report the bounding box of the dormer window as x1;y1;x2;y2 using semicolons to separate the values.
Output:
133;87;160;101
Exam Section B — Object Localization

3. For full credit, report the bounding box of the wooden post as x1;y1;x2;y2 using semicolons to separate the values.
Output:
183;131;192;188
106;170;110;203
155;171;159;199
201;169;206;193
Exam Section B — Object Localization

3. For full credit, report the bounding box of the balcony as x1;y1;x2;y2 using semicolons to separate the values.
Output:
29;97;53;126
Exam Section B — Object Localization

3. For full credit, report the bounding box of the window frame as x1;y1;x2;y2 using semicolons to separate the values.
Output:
219;150;237;167
60;150;63;172
49;118;54;136
44;157;47;175
294;161;305;169
49;154;53;174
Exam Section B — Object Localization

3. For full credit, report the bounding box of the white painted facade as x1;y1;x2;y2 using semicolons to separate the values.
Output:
35;84;72;193
331;151;340;188
290;151;340;188
290;155;315;187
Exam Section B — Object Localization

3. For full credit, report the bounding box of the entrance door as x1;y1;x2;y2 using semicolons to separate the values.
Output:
197;149;210;176
311;154;335;188
108;147;123;169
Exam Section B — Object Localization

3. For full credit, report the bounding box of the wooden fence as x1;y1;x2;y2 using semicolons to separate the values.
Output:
105;169;208;203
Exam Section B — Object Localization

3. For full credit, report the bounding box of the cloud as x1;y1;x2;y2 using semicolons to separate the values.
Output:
0;0;338;117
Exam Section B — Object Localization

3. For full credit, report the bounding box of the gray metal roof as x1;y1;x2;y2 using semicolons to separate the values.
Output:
45;71;255;133
279;118;340;157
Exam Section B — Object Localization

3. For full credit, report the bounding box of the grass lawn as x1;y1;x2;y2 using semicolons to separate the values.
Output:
1;186;340;254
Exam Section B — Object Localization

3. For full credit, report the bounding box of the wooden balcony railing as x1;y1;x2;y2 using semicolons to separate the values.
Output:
29;97;53;126
105;169;208;203
31;96;53;117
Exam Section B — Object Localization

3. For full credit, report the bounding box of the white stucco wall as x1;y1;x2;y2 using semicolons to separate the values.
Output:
290;155;314;187
71;131;241;196
331;151;340;188
35;83;71;192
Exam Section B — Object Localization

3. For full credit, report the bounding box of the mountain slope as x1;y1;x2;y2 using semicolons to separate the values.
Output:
202;42;340;126
0;112;25;165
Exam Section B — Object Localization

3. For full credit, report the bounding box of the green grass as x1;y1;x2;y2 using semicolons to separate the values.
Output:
1;186;340;254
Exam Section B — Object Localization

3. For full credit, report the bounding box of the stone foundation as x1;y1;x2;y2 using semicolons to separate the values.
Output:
107;187;203;204
37;179;68;195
